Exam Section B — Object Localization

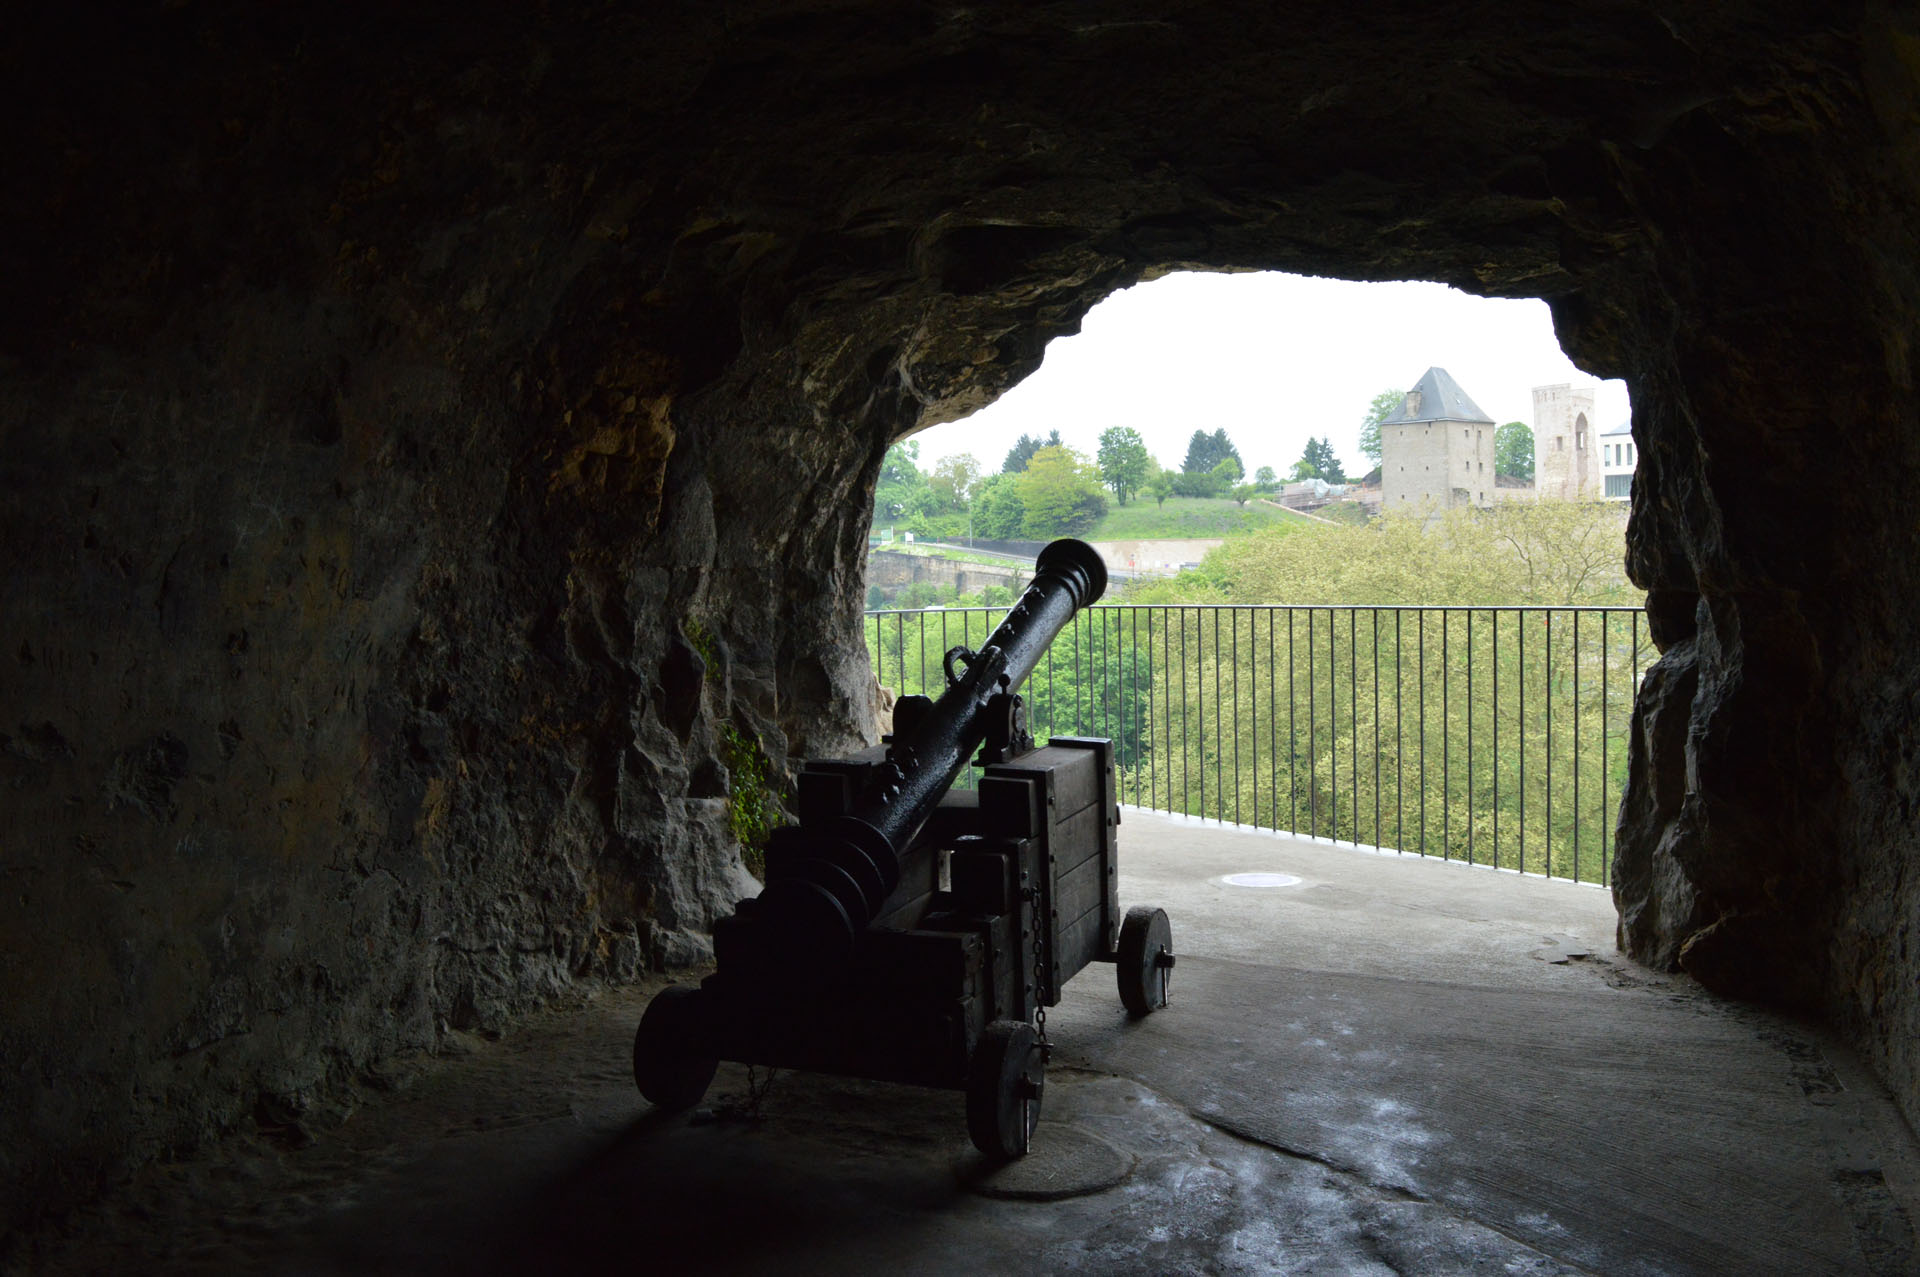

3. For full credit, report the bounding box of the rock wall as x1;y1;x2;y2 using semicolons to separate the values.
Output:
6;0;1920;1235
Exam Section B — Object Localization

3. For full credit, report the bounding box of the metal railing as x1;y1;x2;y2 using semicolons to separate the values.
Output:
865;603;1651;886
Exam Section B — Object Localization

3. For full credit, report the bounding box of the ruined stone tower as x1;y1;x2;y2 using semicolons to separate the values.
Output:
1378;366;1498;510
1532;383;1601;500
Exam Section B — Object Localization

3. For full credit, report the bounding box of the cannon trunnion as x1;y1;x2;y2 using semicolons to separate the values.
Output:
630;540;1174;1157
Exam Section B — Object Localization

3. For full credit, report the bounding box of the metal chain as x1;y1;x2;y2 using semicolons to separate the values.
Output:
741;1064;780;1118
1029;890;1052;1061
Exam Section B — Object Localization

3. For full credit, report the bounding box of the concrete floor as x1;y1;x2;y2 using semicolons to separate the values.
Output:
16;812;1920;1275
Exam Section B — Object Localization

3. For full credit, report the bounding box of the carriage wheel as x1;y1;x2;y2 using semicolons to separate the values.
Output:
966;1020;1045;1159
632;985;719;1110
1116;906;1174;1017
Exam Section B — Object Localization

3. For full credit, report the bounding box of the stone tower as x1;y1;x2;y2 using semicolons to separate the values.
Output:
1532;383;1600;500
1378;366;1499;511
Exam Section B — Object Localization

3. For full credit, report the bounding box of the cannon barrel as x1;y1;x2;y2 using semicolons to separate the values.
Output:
758;538;1106;962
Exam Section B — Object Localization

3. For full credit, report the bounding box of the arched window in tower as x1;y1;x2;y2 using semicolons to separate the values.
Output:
1575;412;1588;450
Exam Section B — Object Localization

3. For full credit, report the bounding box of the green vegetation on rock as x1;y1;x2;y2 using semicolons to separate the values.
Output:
719;723;779;879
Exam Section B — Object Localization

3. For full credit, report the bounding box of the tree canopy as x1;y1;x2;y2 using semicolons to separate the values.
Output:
1181;428;1241;474
873;441;931;527
1017;445;1107;537
1002;429;1062;473
928;453;982;508
1095;426;1152;506
1291;435;1347;483
1357;388;1403;465
1129;501;1636;607
970;472;1026;538
1494;421;1535;481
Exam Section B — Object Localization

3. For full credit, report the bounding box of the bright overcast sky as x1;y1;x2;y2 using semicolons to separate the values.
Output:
908;271;1632;479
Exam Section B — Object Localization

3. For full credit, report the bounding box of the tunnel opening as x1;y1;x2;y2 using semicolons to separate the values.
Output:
7;1;1920;1261
861;269;1644;889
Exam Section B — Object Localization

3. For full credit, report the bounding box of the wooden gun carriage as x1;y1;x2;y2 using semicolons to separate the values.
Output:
630;540;1174;1157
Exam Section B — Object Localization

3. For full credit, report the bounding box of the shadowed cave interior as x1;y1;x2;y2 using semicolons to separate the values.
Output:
5;0;1920;1253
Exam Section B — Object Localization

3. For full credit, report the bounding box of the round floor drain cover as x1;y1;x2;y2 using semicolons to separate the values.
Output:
958;1124;1135;1201
1221;872;1303;888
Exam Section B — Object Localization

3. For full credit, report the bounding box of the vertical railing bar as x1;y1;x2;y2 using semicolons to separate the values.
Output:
1601;610;1610;887
1149;608;1159;811
1268;608;1279;831
1328;607;1337;841
1442;608;1450;862
1395;610;1404;854
1519;608;1527;874
1107;607;1116;745
1175;606;1190;818
1418;608;1426;857
1075;606;1090;737
1232;608;1241;826
1130;608;1140;808
1546;611;1554;878
1574;609;1582;884
1467;608;1475;865
1166;606;1175;815
1350;608;1359;844
1372;608;1382;850
1046;611;1055;742
1250;609;1260;830
1288;609;1297;835
1181;608;1191;818
1482;606;1497;867
1308;608;1318;838
1211;609;1222;823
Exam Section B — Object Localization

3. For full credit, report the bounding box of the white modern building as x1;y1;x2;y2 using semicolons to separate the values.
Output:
1600;420;1636;501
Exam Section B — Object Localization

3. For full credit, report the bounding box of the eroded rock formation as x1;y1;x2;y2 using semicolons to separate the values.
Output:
5;0;1920;1232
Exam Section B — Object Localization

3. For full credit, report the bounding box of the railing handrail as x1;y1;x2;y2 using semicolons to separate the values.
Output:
868;602;1647;615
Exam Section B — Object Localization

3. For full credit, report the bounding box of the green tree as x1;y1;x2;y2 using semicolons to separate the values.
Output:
1292;436;1346;482
1181;428;1242;474
1172;469;1229;498
1231;483;1260;507
1211;455;1244;485
1003;429;1062;474
1254;465;1278;491
873;441;929;525
971;472;1026;538
1308;436;1347;483
1096;426;1152;505
1017;445;1108;537
1357;388;1403;466
1146;472;1175;507
928;453;983;509
1494;421;1534;481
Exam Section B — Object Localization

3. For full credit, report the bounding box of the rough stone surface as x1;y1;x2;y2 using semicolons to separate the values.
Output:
6;0;1920;1238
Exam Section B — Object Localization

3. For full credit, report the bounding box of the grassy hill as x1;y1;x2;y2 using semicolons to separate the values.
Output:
1087;496;1316;540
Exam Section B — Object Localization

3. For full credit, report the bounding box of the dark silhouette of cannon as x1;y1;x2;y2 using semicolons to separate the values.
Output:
631;538;1174;1157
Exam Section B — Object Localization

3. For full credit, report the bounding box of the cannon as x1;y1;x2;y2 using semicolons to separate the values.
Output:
631;538;1174;1157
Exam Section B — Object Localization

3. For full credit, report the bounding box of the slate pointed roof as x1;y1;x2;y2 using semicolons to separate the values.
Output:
1380;367;1494;426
